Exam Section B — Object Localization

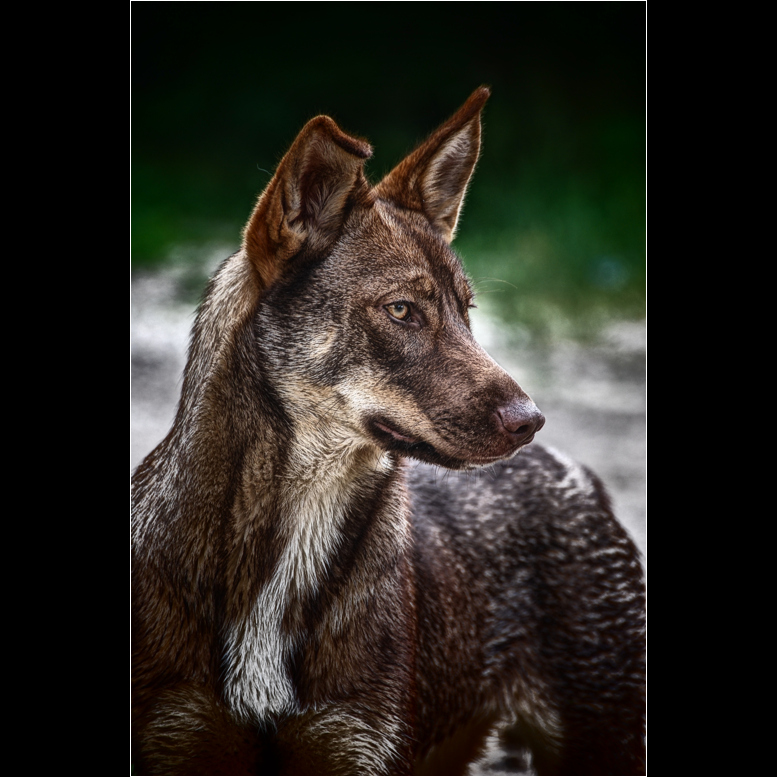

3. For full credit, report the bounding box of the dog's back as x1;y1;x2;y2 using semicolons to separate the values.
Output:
409;452;645;773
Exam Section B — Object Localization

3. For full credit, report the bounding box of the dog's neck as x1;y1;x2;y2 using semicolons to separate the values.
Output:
245;411;397;576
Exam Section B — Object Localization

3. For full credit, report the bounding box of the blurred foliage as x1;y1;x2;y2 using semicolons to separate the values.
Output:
132;3;645;333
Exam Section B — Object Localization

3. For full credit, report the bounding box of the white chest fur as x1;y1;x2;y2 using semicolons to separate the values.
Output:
223;432;391;722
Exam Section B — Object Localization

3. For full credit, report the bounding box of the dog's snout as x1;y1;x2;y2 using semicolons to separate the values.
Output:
495;401;545;446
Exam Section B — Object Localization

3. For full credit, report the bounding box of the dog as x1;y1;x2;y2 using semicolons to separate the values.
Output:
131;86;646;775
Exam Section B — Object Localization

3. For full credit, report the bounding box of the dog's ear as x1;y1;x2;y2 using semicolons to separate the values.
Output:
376;87;490;243
243;116;372;290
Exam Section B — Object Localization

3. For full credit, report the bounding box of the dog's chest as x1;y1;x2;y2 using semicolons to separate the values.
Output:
223;445;399;722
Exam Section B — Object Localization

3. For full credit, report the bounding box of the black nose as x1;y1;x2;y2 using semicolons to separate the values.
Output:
495;401;545;445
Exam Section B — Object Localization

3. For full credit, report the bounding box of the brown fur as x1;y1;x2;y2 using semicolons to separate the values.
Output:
132;87;645;775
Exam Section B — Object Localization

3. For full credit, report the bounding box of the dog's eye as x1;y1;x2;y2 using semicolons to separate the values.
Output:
385;302;412;322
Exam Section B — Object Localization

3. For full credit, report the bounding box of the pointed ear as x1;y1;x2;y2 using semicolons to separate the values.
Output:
376;87;490;243
243;116;372;290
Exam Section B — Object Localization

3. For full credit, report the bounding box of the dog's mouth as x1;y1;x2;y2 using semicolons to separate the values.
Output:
371;418;420;445
369;416;461;467
367;416;516;470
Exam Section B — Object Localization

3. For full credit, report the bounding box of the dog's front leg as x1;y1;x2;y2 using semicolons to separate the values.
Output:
275;703;414;776
133;683;267;775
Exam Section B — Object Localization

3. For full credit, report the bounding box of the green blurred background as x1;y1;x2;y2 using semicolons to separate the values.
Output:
132;2;645;338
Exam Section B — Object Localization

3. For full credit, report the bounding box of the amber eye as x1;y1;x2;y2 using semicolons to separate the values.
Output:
385;301;411;321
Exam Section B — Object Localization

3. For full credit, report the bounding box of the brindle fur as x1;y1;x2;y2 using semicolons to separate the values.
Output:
132;88;646;775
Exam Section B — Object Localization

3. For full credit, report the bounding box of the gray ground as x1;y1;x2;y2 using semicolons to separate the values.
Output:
130;263;645;776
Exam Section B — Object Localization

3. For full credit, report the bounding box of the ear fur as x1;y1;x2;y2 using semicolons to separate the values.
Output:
243;116;372;290
376;86;490;243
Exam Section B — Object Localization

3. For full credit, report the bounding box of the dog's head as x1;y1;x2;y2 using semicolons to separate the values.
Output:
242;87;543;469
